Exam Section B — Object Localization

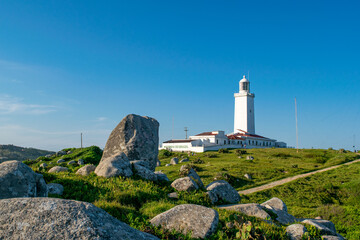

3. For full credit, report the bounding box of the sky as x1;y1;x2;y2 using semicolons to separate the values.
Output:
0;1;359;151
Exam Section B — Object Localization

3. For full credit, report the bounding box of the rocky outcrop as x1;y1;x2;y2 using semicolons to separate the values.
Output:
0;160;48;199
101;114;159;171
171;177;199;192
218;203;270;220
132;162;157;181
261;197;296;225
47;183;64;195
0;198;159;240
48;166;68;173
206;180;240;204
76;164;96;176
150;204;219;239
180;165;204;188
286;224;308;240
95;153;133;178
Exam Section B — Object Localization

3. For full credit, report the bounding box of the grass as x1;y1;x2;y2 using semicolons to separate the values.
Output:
157;148;359;190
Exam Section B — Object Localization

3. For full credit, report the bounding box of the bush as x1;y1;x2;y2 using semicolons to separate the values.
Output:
204;153;218;158
158;149;173;159
192;158;204;164
339;149;347;153
218;148;230;153
236;149;247;155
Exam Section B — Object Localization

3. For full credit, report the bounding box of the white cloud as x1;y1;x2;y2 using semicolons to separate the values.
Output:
0;95;57;115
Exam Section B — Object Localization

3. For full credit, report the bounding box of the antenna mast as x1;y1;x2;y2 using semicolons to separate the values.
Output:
295;97;299;153
81;133;83;149
184;127;188;139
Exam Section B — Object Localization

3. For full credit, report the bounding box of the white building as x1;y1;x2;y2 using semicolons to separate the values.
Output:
161;76;286;152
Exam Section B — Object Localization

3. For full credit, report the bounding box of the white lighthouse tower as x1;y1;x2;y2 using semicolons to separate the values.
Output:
234;75;255;134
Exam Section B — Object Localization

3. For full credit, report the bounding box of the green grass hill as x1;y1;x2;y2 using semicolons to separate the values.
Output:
0;144;54;161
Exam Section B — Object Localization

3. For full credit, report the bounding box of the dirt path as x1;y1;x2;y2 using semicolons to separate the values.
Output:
239;158;360;195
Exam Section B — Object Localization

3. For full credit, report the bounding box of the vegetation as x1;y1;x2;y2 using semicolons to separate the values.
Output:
0;144;54;161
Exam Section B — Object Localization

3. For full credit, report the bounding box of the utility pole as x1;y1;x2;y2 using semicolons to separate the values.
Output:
295;97;299;153
184;127;188;139
353;134;356;152
81;133;83;149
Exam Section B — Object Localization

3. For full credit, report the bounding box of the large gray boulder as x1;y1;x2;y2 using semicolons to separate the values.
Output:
101;114;159;171
150;204;219;239
0;161;48;199
218;203;270;220
286;224;308;240
95;153;133;178
132;163;157;181
170;157;179;165
48;166;68;173
301;219;337;236
154;171;170;181
180;165;204;188
0;198;159;240
47;183;64;195
261;197;296;225
76;164;96;176
171;177;199;192
206;180;240;204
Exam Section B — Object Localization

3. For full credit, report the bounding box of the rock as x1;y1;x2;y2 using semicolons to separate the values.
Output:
0;198;159;240
45;154;53;158
244;173;252;180
321;236;344;240
170;157;179;165
95;153;133;178
156;159;161;167
67;151;73;154
218;203;270;220
47;183;64;195
101;114;159;171
301;219;337;236
286;224;308;240
165;164;171;167
130;160;151;169
78;159;85;165
246;156;254;160
154;171;170;181
56;150;66;156
206;180;241;204
133;163;157;181
40;163;48;168
171;177;199;192
68;160;77;165
180;165;204;188
150;204;219;239
315;216;322;219
76;164;96;176
206;191;218;204
180;158;189;163
0;160;48;199
261;198;296;225
57;159;65;163
168;192;178;199
48;166;69;173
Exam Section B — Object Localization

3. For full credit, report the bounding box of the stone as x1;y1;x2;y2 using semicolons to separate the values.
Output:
95;153;133;178
180;158;189;163
130;160;151;169
67;151;73;154
47;183;64;195
57;159;65;163
156;159;161;167
154;171;170;181
150;204;219;239
68;160;77;165
170;157;179;165
171;177;199;192
321;236;344;240
206;191;218;204
45;154;53;158
168;192;178;199
0;198;159;240
48;166;69;173
78;158;85;165
165;164;171;167
101;114;159;171
56;150;66;156
206;180;241;204
40;163;48;168
261;198;296;225
246;156;254;160
301;219;337;236
133;163;157;181
218;203;270;220
0;160;48;199
244;173;252;180
286;224;308;240
76;164;96;176
180;165;204;188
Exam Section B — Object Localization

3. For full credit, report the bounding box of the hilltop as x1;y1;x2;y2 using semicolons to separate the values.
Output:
0;144;54;161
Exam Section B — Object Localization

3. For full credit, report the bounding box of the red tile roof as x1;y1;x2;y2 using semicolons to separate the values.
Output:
195;132;218;136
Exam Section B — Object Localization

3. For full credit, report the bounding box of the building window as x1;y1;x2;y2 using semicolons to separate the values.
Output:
224;140;226;144
216;140;218;144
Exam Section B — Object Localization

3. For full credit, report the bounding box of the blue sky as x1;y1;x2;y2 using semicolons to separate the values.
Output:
0;1;359;151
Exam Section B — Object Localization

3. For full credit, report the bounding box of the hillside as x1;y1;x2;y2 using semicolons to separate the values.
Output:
0;144;54;161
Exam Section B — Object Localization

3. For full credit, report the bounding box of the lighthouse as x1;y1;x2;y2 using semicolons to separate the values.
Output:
234;75;255;134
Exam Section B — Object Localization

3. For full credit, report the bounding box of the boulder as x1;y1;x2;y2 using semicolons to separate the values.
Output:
0;198;159;240
76;164;96;176
48;166;68;173
133;163;157;181
286;224;308;240
321;236;344;240
180;158;189;163
165;164;171;167
150;204;219;239
261;198;296;225
206;180;240;204
78;159;85;165
68;160;77;165
168;192;178;199
130;160;151;169
244;173;252;180
180;165;204;188
47;183;64;195
154;171;170;181
45;154;53;158
95;153;133;178
67;151;73;154
171;177;199;192
246;156;254;160
56;150;66;156
0;161;48;199
40;163;48;168
101;114;159;171
170;157;179;165
301;219;337;236
57;159;65;163
218;203;270;220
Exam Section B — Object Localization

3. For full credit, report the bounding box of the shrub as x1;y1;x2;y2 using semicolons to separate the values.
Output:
339;148;347;153
236;149;247;155
192;158;204;164
204;153;218;158
158;149;173;159
218;148;230;153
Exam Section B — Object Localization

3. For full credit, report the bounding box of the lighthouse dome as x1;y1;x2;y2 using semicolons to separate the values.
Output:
240;75;249;83
239;75;250;92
